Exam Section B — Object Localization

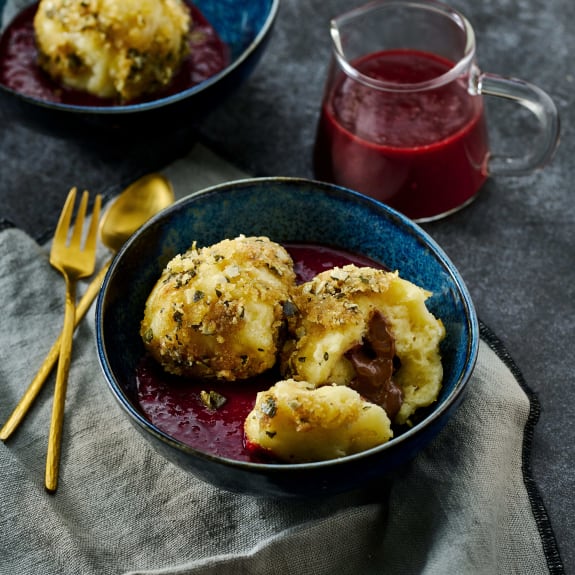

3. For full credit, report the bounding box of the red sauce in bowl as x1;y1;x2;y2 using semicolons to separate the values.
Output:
0;2;230;106
135;243;386;462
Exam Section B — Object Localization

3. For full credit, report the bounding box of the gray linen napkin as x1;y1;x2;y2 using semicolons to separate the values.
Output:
0;145;562;575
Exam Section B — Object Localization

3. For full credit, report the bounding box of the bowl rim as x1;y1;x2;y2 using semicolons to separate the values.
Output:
96;176;479;472
0;0;280;115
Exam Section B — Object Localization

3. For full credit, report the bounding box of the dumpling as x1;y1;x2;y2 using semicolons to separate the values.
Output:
34;0;190;101
281;265;445;425
141;236;296;380
244;378;393;462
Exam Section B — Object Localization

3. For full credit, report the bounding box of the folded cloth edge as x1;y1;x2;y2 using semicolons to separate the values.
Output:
478;321;564;574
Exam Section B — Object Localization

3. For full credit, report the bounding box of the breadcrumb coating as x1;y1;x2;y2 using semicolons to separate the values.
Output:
140;236;296;380
34;0;190;101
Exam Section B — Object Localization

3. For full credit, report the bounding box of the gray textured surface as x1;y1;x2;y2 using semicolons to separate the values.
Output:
0;0;573;571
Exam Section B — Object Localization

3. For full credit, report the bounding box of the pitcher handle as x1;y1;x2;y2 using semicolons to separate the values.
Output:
478;72;560;176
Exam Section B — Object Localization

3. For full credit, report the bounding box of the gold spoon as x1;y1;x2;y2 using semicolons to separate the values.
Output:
0;173;174;442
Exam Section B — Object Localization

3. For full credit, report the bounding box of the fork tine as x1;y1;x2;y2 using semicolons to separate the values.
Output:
85;194;102;253
70;190;89;248
54;188;77;246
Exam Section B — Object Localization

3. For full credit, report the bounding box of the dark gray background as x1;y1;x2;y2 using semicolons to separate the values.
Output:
1;0;573;570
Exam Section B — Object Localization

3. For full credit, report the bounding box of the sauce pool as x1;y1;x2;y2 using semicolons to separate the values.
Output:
0;2;230;105
135;243;387;462
314;49;490;220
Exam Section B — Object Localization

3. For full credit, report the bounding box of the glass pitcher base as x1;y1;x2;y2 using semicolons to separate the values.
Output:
408;193;480;223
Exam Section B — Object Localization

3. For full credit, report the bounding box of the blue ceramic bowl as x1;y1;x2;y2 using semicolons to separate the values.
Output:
96;178;479;498
0;0;279;134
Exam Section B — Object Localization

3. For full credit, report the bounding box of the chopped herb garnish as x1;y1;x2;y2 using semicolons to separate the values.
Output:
261;397;277;417
67;53;83;71
282;300;298;317
265;263;282;276
199;390;227;410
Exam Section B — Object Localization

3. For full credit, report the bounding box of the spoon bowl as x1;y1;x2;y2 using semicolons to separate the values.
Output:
100;174;175;253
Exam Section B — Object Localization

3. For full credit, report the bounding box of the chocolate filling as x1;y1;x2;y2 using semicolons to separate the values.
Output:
346;311;403;419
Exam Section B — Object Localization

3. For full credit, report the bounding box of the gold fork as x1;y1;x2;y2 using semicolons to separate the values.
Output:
45;188;102;493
